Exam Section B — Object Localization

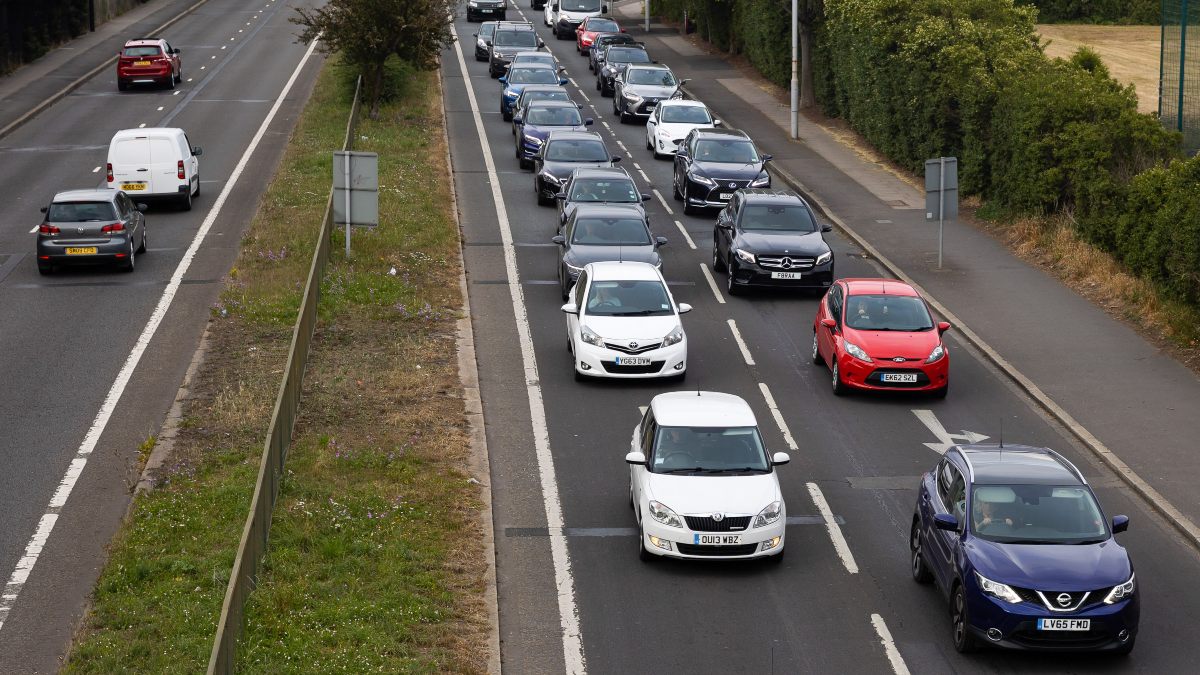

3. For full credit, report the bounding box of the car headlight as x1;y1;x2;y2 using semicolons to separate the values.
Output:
753;501;782;528
624;91;643;104
523;133;543;146
503;88;516;98
815;250;833;266
1103;573;1136;604
749;172;770;187
925;343;946;364
975;571;1023;604
648;500;683;528
539;171;562;186
734;248;756;264
662;326;684;347
689;172;716;187
844;340;873;363
579;325;604;347
477;39;487;48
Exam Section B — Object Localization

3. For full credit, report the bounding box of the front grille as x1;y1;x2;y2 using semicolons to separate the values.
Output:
600;361;664;374
865;368;931;388
684;515;751;532
603;341;661;355
1014;587;1106;612
636;99;660;114
676;543;760;557
757;255;815;270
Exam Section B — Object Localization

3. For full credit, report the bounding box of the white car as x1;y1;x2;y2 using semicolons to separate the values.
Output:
645;100;720;159
627;391;790;561
561;261;689;380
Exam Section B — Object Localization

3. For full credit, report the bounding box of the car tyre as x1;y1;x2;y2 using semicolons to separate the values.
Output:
811;332;822;364
831;360;847;396
122;241;136;272
1114;636;1136;656
137;227;147;254
672;173;683;201
573;365;586;382
910;520;933;583
117;80;129;92
179;189;192;211
682;182;697;215
951;583;976;653
637;520;655;562
725;261;742;296
932;383;949;399
166;73;175;91
712;239;726;272
536;180;553;206
767;547;785;565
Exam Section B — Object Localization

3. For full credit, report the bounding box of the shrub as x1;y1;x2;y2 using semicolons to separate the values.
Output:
1015;0;1159;24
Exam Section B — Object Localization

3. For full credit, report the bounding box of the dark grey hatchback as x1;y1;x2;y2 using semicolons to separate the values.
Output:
552;203;665;299
36;189;147;274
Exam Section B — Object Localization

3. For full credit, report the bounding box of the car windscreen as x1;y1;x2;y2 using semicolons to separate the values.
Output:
739;204;816;233
568;178;639;203
507;68;559;84
586;19;619;32
480;23;497;37
48;201;118;222
122;46;162;57
661;105;711;124
545;139;609;161
651;426;769;473
571;217;651;245
843;294;934;331
693;139;759;163
514;54;554;67
521;90;571;109
526;106;582;125
970;484;1109;544
607;48;650;64
627;69;676;86
596;36;634;51
561;0;601;10
584;279;672;316
494;31;538;48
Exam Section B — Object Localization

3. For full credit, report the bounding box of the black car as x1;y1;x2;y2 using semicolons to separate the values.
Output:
489;27;543;78
36;189;147;274
552;204;666;299
473;21;500;61
712;189;834;296
533;131;621;205
555;166;649;227
467;0;507;22
588;33;638;73
596;45;651;96
673;128;772;214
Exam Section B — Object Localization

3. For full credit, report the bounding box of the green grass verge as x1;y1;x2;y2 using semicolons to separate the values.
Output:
65;56;487;673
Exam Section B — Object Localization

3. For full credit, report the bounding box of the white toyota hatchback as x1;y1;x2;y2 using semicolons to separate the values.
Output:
645;99;720;159
562;261;690;381
626;392;790;562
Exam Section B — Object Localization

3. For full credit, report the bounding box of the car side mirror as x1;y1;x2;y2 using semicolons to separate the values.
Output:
512;116;523;124
937;321;952;333
39;206;47;213
678;78;690;86
772;452;790;466
821;318;837;329
641;193;651;201
584;118;594;126
933;513;958;531
538;39;546;48
473;33;478;37
655;236;668;248
552;235;566;245
497;76;508;85
192;147;203;156
1112;515;1129;533
558;65;567;72
604;3;611;12
677;302;692;314
762;154;774;162
676;147;688;157
610;156;621;164
561;302;578;314
559;77;569;86
821;223;833;233
137;203;148;212
555;191;567;199
713;119;723;126
625;451;646;465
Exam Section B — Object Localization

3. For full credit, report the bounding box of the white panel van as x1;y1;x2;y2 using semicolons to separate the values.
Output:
106;127;202;210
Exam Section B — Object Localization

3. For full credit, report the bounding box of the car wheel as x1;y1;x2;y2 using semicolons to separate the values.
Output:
595;76;602;92
726;261;742;296
560;268;570;301
574;365;586;382
712;238;726;272
831;360;847;396
502;109;512;122
613;96;620;116
122;240;136;272
910;520;933;583
951;583;976;653
682;182;697;215
194;176;200;197
672;172;683;200
519;156;532;170
117;80;129;92
646;134;653;151
536;182;553;206
175;68;182;84
637;520;655;562
932;383;949;399
179;189;192;211
767;547;785;564
137;227;147;254
1114;636;1136;656
811;332;822;364
166;73;175;91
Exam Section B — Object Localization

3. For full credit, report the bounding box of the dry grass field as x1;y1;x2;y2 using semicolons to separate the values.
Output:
1037;24;1161;114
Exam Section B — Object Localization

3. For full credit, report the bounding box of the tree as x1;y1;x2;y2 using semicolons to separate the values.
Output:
292;0;457;118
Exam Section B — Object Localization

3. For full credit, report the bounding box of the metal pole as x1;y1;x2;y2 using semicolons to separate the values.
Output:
938;157;945;270
1179;0;1188;134
790;0;798;139
89;0;96;32
644;0;649;33
344;154;351;258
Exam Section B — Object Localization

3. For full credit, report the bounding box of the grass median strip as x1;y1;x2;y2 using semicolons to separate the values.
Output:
65;58;488;672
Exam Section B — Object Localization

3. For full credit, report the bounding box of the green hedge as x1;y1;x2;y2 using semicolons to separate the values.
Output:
1115;157;1200;304
1015;0;1159;24
1;0;95;74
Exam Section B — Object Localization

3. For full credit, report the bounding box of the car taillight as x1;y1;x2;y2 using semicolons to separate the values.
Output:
177;160;185;180
39;224;60;234
101;222;125;233
106;163;113;182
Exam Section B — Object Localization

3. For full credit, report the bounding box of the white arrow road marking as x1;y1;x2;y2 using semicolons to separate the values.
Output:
911;409;989;455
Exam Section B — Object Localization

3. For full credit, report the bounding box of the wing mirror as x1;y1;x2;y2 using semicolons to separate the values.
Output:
654;236;668;248
676;146;688;157
610;156;622;164
772;452;791;466
933;513;959;531
39;206;47;213
821;223;833;233
937;321;952;333
538;38;546;48
1112;515;1130;533
137;203;148;212
678;78;690;86
561;302;578;314
559;77;569;86
173;48;182;54
497;76;508;85
585;118;594;126
713;119;723;126
192;146;203;156
512;115;523;124
552;235;566;245
641;193;651;201
677;302;692;314
473;32;478;37
555;190;568;200
762;153;774;162
625;451;646;465
821;318;837;329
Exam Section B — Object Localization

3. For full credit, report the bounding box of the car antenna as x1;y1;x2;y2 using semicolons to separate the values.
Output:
999;417;1004;449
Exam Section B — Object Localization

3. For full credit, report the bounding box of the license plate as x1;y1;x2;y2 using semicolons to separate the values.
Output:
134;60;151;66
719;192;733;200
122;183;146;191
615;356;651;366
881;373;918;383
65;247;98;255
1037;618;1090;631
771;271;801;280
694;534;741;545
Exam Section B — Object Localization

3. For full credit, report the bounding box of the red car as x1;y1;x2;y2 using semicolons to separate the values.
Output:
575;17;624;54
117;38;182;91
812;278;950;397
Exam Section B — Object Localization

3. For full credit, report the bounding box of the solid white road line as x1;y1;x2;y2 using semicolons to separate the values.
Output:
807;482;860;574
450;26;586;674
727;319;754;365
757;383;796;450
0;36;321;635
698;263;725;304
672;219;696;249
870;614;911;675
633;162;641;169
651;188;674;215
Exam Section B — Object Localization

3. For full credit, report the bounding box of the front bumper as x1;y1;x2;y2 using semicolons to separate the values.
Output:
683;176;761;208
518;136;544;159
573;337;686;379
467;5;506;19
37;238;131;266
653;133;683;155
728;258;835;290
489;56;512;75
835;351;948;392
641;512;785;560
966;586;1139;652
500;92;520;115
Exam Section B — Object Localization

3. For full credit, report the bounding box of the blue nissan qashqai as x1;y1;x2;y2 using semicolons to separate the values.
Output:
910;444;1138;655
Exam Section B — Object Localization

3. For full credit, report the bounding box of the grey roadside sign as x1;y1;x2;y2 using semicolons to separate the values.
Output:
333;151;379;256
925;157;957;269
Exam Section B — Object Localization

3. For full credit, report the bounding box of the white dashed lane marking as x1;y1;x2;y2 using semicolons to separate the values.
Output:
672;220;695;249
807;482;860;574
698;263;725;304
727;320;754;365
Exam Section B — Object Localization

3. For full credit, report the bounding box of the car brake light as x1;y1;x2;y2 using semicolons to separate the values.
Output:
106;163;113;182
39;224;60;234
178;160;185;180
101;222;125;233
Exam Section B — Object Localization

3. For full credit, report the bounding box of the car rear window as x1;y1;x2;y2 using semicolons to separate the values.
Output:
123;46;162;57
48;201;118;222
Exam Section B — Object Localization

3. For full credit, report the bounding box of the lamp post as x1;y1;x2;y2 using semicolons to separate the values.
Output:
790;0;798;139
89;0;96;32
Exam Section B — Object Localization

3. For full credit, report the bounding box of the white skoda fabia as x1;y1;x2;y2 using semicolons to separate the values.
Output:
626;391;790;561
562;261;690;381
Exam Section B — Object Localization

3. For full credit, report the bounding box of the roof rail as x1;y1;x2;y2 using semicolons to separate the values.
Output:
1044;446;1088;484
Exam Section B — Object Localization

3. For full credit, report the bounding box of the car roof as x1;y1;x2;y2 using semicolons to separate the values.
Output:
569;166;632;179
657;99;706;108
693;127;751;140
570;203;647;219
123;39;165;47
955;445;1085;486
841;278;920;297
51;189;119;203
111;127;184;139
627;64;670;71
585;260;661;281
651;391;758;428
512;50;552;57
738;189;807;205
546;130;604;142
526;100;579;110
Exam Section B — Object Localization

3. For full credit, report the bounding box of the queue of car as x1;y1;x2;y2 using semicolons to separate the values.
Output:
469;13;1141;656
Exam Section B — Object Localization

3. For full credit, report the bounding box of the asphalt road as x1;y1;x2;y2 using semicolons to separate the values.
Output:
0;0;323;670
444;5;1200;674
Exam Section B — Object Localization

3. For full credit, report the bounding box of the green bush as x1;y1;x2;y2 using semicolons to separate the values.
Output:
1015;0;1159;24
1113;158;1200;304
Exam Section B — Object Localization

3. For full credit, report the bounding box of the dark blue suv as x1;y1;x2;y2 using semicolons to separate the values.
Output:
910;445;1138;654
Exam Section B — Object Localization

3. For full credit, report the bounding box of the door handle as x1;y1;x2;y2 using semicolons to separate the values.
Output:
136;168;148;172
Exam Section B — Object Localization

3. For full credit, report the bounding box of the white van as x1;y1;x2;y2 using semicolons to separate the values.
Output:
106;127;202;210
544;0;609;40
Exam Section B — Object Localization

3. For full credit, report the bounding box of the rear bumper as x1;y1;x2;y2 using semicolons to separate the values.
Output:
37;239;130;265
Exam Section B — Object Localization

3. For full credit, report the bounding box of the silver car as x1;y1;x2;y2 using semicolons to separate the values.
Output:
613;65;688;123
36;189;147;274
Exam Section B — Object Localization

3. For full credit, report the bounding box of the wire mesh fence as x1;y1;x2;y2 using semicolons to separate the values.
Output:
1161;0;1200;153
